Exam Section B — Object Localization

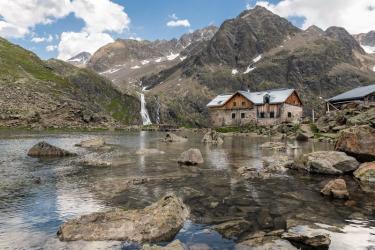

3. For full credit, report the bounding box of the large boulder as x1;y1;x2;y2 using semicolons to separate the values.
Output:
296;132;309;142
354;162;375;183
212;219;253;240
27;141;76;157
75;138;106;148
178;148;204;165
202;130;224;145
291;151;359;175
57;194;189;242
320;179;349;199
282;226;331;249
161;133;188;143
335;125;375;162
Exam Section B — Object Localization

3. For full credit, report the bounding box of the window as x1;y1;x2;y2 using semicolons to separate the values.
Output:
270;111;275;118
232;113;236;119
288;112;292;118
242;101;246;106
259;112;265;118
233;102;237;107
241;113;245;119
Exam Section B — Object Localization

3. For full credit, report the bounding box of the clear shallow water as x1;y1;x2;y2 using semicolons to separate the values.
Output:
0;130;374;250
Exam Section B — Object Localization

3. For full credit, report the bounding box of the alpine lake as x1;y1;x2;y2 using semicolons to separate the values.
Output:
0;129;374;250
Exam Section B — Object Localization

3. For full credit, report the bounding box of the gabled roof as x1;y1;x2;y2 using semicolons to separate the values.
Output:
207;88;297;107
328;84;375;102
207;94;233;107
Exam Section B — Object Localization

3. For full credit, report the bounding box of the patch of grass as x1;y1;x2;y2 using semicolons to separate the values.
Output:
105;97;133;124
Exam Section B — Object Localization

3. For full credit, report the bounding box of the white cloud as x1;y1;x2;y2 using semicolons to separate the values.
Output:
0;0;130;60
251;0;375;34
70;0;130;33
46;45;58;52
166;13;191;28
31;34;53;43
0;0;71;38
167;19;191;28
0;0;130;38
129;36;143;41
57;32;114;60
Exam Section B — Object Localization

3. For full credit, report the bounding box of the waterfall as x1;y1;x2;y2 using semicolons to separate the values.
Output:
139;92;152;125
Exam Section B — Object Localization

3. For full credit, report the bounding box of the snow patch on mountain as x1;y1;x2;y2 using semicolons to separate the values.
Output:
167;53;180;61
232;69;239;75
99;67;120;75
180;56;187;61
141;60;150;65
244;66;256;74
253;54;262;63
361;45;375;54
131;65;141;69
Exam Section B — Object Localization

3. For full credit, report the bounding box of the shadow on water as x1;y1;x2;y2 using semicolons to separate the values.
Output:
0;130;374;249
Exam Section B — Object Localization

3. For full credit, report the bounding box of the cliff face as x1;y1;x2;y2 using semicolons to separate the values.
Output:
0;37;141;129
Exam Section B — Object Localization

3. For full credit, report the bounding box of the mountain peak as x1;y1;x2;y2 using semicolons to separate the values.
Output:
305;25;324;34
325;26;364;53
67;51;92;67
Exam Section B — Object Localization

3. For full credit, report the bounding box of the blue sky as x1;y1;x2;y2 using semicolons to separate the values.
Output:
3;0;283;60
1;0;373;60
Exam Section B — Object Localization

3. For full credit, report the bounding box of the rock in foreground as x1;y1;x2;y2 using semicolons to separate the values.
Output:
202;130;224;145
236;236;297;250
282;226;331;249
354;162;375;183
57;194;189;242
178;148;204;165
291;151;359;175
320;179;349;199
27;142;76;158
335;125;375;162
162;133;188;143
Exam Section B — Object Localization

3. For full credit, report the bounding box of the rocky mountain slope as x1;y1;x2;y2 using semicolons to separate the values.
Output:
0;37;140;129
140;6;375;127
67;52;91;67
354;30;375;53
87;26;218;93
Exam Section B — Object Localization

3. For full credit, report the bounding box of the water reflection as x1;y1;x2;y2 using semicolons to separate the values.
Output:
0;130;373;249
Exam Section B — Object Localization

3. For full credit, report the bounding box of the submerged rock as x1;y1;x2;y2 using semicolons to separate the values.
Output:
282;225;330;249
75;138;106;148
212;219;253;240
354;162;375;183
162;133;188;143
202;130;224;145
142;240;186;250
236;236;297;250
27;141;76;157
136;148;165;155
335;125;375;162
57;194;189;242
178;148;204;165
290;151;359;174
320;179;349;199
